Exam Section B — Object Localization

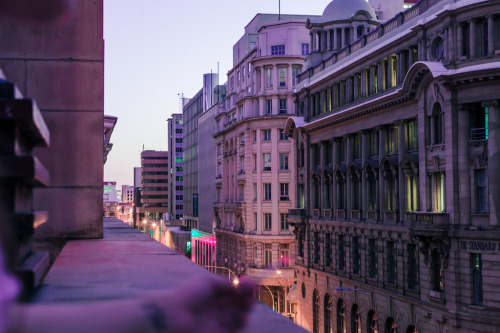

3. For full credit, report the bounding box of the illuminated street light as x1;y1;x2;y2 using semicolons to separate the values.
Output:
204;265;239;286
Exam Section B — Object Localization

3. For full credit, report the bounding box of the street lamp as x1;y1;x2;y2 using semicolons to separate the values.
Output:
204;265;239;286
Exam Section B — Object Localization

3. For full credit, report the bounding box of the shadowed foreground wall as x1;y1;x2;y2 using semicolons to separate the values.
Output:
0;0;105;239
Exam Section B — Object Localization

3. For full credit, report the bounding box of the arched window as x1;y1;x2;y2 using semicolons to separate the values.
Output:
385;317;397;333
367;310;378;333
430;103;443;144
324;294;332;333
313;290;320;333
336;298;346;333
351;304;361;333
406;325;418;333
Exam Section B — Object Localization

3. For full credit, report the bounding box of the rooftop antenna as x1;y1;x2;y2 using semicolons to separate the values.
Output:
278;0;281;20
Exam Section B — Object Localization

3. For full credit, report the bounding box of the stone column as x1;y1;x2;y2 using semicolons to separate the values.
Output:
353;74;360;100
341;27;347;48
379;60;385;91
346;135;353;212
470;19;477;59
409;46;415;67
310;32;314;52
346;77;352;103
377;126;386;213
321;30;327;52
484;100;500;226
360;69;366;98
457;23;464;58
369;65;376;96
361;131;368;219
488;15;496;55
333;29;338;50
388;56;395;88
332;138;339;212
397;120;406;223
327;30;332;51
444;27;450;63
261;67;266;92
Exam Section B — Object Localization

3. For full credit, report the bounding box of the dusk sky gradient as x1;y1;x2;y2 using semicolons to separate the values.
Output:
103;0;328;188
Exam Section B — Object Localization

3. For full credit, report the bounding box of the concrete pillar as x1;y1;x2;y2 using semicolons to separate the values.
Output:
488;15;495;55
360;69;366;98
388;56;395;88
470;19;477;58
484;100;500;226
444;27;450;62
310;32;314;53
261;68;266;92
457;104;471;223
409;46;415;67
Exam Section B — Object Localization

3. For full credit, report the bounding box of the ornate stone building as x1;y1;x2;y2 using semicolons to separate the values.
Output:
284;0;500;332
214;13;319;317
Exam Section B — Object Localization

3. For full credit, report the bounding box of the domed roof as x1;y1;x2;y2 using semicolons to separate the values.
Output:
322;0;376;22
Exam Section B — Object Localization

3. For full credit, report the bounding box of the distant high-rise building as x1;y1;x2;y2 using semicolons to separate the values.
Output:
133;167;141;188
167;114;183;220
183;73;219;229
121;185;134;204
137;150;169;221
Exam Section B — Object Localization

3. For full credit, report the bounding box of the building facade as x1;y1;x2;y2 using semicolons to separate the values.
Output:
138;150;169;221
167;114;184;220
285;0;500;332
214;13;319;317
121;185;134;204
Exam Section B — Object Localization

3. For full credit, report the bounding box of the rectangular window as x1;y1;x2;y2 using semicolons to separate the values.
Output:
279;129;288;141
252;130;257;143
292;66;300;87
431;249;444;292
263;153;271;171
339;138;346;162
325;234;332;267
279;99;287;114
264;213;272;230
338;235;345;271
266;68;272;87
407;244;418;290
387;125;399;154
264;243;272;266
301;43;309;55
254;213;258;230
476;170;487;212
262;129;271;141
279;153;289;170
369;130;378;157
313;232;320;264
352;237;360;275
264;183;272;201
240;156;245;173
280;213;289;230
406;174;418;212
368;239;377;278
280;183;289;201
431;172;445;212
387;241;396;284
279;68;286;87
271;44;285;55
472;253;483;305
253;154;257;171
266;99;272;114
253;183;257;201
280;244;290;267
353;135;361;160
406;120;417;150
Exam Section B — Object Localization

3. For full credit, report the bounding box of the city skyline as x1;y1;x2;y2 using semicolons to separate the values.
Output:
103;0;328;188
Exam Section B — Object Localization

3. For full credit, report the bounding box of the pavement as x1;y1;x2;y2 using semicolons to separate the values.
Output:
33;217;307;332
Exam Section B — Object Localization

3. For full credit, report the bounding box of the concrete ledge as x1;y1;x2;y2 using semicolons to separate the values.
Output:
33;217;307;332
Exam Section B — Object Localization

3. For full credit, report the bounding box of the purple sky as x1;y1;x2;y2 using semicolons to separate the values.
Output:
103;0;328;188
